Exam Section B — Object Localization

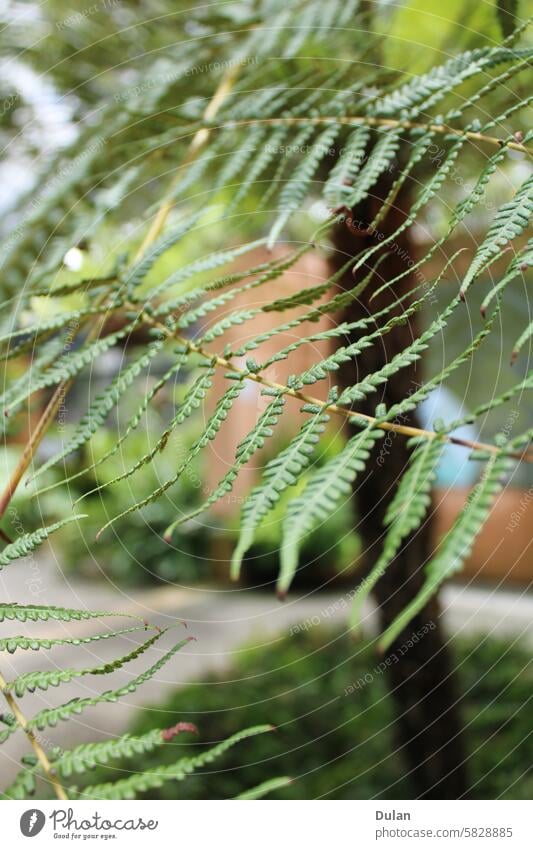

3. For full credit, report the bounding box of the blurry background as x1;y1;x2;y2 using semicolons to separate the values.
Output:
0;0;531;798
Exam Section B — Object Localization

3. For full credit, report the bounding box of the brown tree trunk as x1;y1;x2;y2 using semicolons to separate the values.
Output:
331;175;468;798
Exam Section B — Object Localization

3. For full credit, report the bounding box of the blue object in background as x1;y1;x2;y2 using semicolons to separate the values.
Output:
418;387;479;487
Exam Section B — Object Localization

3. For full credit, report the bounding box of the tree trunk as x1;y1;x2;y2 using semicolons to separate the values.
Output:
331;175;468;798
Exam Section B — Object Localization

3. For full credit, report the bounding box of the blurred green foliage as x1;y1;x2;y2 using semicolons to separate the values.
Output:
6;384;360;587
83;627;533;799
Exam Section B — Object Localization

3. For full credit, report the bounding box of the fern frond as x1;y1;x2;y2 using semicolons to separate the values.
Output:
4;628;172;697
379;452;514;650
373;45;531;119
0;517;86;568
337;298;458;405
26;636;194;733
268;124;341;247
80;363;216;501
4;323;138;415
95;381;243;536
384;307;500;422
511;318;533;363
0;626;150;654
4;721;200;798
72;725;274;800
123;212;208;292
231;404;331;579
460;173;533;298
279;424;383;597
31;340;165;481
33;350;191;498
0;604;143;624
236;776;293;799
480;238;533;317
350;436;445;629
148;238;267;301
165;392;286;536
324;125;372;208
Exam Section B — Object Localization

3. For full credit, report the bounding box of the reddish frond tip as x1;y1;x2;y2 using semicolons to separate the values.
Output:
276;589;287;601
267;724;278;732
180;619;188;629
514;130;524;143
186;635;197;642
511;350;519;364
163;531;173;544
459;289;466;303
480;305;486;318
160;721;199;742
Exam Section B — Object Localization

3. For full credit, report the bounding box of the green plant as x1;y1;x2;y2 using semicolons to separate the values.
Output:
0;0;531;800
85;627;533;800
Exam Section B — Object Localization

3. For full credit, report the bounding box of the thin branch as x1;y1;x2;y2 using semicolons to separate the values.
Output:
133;63;242;262
207;115;532;155
0;669;68;800
126;302;533;464
0;304;111;522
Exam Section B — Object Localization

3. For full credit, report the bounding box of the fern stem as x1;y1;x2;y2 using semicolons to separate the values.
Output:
209;115;532;155
133;63;242;262
0;669;68;800
0;300;112;521
126;302;533;464
0;381;72;521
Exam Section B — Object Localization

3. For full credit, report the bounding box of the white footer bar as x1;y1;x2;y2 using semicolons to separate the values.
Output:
5;799;532;848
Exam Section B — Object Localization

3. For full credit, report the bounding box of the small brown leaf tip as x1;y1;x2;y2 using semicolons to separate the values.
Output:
161;721;199;742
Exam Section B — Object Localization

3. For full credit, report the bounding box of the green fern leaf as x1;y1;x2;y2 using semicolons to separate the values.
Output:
73;725;274;800
0;625;150;654
26;636;194;733
32;340;165;481
0;516;86;568
231;406;330;579
460;173;533;298
236;776;293;799
268;124;341;247
279;424;383;597
350;437;445;629
165;393;286;536
96;381;243;536
4;628;170;697
0;604;143;624
379;452;513;650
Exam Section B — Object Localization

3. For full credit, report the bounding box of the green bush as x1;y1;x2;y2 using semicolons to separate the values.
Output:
85;627;532;799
